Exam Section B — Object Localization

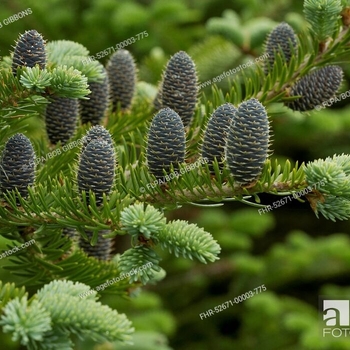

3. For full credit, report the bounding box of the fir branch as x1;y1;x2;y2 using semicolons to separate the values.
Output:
0;69;48;118
118;246;162;284
48;65;90;98
0;280;134;349
120;202;166;240
304;0;343;42
37;281;134;344
19;66;52;93
222;21;350;106
304;154;350;221
0;296;52;347
0;282;27;311
46;40;90;61
154;219;221;263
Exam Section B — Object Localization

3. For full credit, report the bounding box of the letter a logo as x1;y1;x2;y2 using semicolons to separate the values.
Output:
323;300;350;326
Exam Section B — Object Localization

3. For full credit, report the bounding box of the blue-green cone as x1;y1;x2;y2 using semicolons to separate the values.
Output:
12;29;46;76
106;49;136;111
45;97;79;145
201;103;237;173
264;22;297;73
225;98;270;186
62;227;77;240
0;133;35;199
146;107;186;179
81;125;114;153
286;65;343;111
160;51;198;128
77;139;115;206
79;230;113;261
80;70;109;125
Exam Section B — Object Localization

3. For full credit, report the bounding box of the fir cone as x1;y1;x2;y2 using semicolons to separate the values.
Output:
79;230;113;261
12;30;46;76
225;98;270;186
201;103;237;172
0;133;35;198
82;125;114;153
264;22;297;73
146;107;186;179
80;70;110;125
62;227;78;240
77;139;115;206
45;97;79;145
286;65;343;111
161;51;198;128
106;49;136;111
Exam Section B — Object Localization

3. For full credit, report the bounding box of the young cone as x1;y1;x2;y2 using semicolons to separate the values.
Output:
201;103;237;173
12;30;46;76
79;230;113;261
161;51;198;128
226;98;270;186
45;97;79;145
81;125;114;153
106;49;136;111
77;139;115;206
146;107;186;180
0;133;35;199
286;65;343;111
264;22;297;73
80;70;109;125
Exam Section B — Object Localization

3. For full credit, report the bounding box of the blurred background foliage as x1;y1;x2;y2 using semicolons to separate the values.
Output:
1;0;350;349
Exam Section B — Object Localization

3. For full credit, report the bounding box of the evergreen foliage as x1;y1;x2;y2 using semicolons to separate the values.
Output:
1;0;350;349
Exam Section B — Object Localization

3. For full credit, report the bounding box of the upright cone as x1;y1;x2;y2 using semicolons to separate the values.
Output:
80;69;109;125
264;22;297;73
226;98;270;186
79;230;113;261
77;139;115;206
160;51;198;128
82;125;114;153
45;97;79;145
201;103;237;173
12;30;46;76
106;49;136;111
0;133;35;199
146;107;186;179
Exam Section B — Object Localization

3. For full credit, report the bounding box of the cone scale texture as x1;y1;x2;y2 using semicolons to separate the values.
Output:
201;103;237;172
161;51;198;128
80;71;109;125
12;30;46;75
106;49;136;111
225;99;270;186
287;65;343;111
45;97;79;145
264;22;297;72
82;125;114;153
0;133;35;198
146;107;186;179
77;139;115;206
79;230;113;261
